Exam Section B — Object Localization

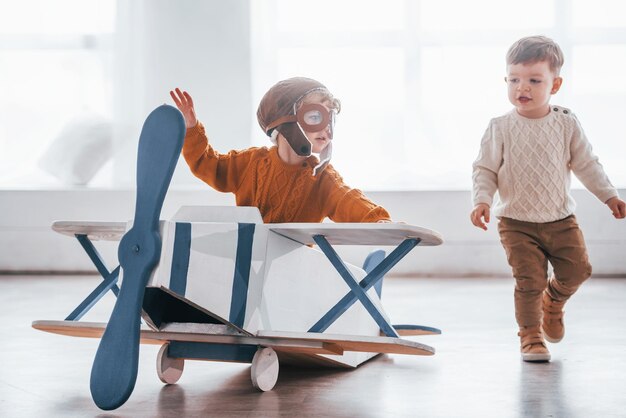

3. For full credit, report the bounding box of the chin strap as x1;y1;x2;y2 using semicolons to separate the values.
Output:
269;129;279;144
312;142;332;176
271;130;332;177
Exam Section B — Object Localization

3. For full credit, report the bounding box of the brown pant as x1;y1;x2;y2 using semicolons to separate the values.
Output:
498;215;592;328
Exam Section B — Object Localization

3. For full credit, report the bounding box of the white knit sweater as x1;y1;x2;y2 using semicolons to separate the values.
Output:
472;106;618;223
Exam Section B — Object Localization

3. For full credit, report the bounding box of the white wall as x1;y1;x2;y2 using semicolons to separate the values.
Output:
1;188;624;277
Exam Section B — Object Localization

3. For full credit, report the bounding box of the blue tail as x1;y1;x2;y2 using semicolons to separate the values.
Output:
363;249;386;297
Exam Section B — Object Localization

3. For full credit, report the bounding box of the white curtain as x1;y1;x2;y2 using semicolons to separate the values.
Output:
112;0;253;187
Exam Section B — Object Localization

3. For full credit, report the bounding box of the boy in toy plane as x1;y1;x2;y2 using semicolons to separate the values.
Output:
170;77;391;224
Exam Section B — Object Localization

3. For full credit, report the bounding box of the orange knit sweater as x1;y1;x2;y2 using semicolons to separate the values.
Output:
182;123;391;223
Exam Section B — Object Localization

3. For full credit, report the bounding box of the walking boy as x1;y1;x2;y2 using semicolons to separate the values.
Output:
470;36;625;362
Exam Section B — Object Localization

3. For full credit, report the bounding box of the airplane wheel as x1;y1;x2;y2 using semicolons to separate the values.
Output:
157;343;184;384
250;347;279;391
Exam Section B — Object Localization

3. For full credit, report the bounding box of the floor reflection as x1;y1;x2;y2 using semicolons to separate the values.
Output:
157;384;186;417
518;360;572;418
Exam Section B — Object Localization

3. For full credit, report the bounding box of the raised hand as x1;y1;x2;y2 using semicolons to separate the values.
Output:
170;88;198;129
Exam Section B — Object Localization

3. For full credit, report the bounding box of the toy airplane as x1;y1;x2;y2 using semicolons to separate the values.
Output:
32;105;444;411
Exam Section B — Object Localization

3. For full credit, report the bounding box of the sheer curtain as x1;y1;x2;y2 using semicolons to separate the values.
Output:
2;1;625;190
0;0;115;186
109;0;253;187
251;0;626;191
0;0;253;188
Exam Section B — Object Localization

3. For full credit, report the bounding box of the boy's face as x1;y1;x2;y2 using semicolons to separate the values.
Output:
299;93;335;154
505;60;562;119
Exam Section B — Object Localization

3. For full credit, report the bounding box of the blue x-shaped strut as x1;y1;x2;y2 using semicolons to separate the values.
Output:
309;235;421;337
65;234;121;321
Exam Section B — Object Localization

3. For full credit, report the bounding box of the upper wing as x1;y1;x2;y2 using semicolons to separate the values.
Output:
268;223;443;246
52;221;126;241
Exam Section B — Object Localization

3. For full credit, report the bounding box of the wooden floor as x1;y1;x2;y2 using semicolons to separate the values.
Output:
1;274;625;418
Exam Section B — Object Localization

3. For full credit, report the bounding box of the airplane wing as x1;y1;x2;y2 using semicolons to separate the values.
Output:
32;320;434;357
257;330;434;356
52;221;126;241
268;223;443;246
51;219;444;247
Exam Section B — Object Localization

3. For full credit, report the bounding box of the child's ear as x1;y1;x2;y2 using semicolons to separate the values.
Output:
551;77;563;94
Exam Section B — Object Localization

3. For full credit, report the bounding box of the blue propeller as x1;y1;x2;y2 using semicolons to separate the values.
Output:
89;105;185;410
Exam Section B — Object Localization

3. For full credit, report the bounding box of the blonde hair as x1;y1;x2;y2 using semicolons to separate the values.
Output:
506;36;564;75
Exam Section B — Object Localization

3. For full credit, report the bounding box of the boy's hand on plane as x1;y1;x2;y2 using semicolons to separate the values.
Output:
606;196;626;219
470;203;490;231
170;88;198;129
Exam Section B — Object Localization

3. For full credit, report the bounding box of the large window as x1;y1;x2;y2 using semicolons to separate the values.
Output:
251;0;626;190
0;0;115;186
2;1;625;191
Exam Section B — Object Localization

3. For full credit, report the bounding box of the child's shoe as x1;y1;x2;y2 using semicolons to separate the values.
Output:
518;326;551;362
542;291;565;343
